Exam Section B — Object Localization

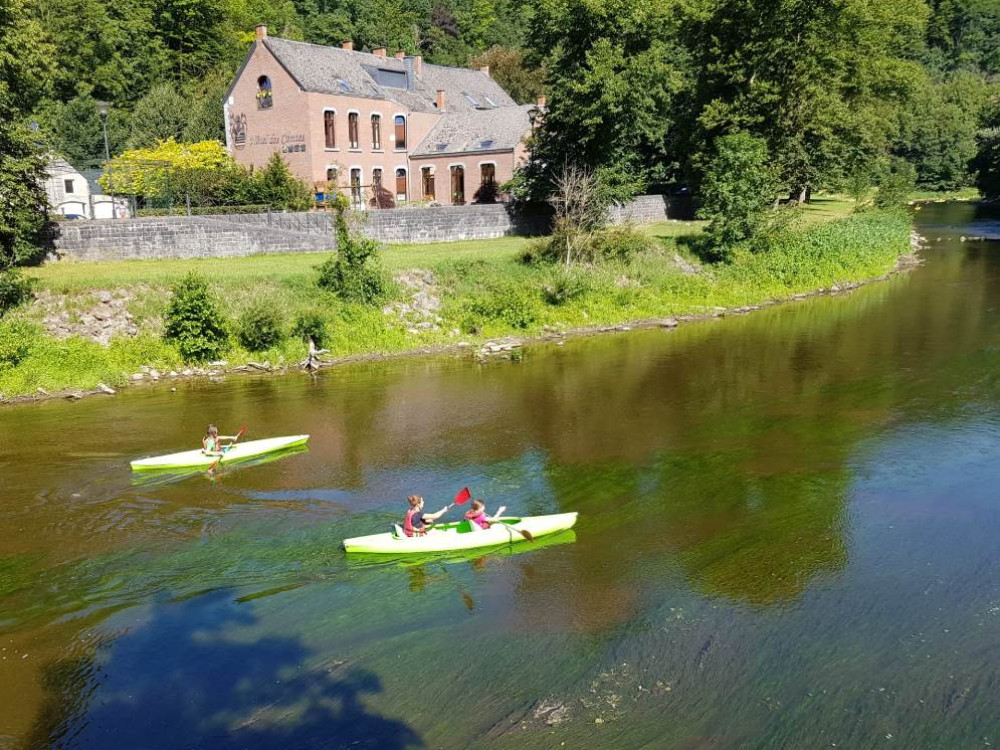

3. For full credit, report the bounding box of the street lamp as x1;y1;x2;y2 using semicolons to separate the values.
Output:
96;101;115;218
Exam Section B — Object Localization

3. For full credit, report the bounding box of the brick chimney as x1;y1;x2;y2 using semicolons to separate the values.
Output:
436;90;446;111
341;40;354;51
373;46;386;57
537;95;547;107
255;24;267;41
413;55;423;76
479;65;490;77
394;51;405;59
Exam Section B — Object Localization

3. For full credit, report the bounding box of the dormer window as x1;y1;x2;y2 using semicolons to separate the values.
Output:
257;76;273;109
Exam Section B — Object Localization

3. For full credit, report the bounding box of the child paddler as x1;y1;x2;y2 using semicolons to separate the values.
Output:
202;424;238;456
403;494;451;537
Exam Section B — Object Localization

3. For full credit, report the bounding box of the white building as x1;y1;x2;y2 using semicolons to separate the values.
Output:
43;157;128;219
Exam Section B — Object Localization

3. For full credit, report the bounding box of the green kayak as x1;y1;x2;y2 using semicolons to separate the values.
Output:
130;435;310;471
342;512;578;554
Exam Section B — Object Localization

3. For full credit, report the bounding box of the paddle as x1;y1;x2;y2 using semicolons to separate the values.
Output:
208;425;247;473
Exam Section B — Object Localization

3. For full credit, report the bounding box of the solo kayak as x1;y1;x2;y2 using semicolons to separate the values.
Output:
130;435;310;471
342;512;578;554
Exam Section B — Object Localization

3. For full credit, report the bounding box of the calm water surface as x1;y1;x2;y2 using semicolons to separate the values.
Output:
3;203;1000;749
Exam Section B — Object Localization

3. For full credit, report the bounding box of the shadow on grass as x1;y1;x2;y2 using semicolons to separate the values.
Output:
21;591;423;750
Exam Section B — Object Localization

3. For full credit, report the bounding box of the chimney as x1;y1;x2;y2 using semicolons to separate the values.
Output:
403;57;416;92
537;95;547;107
436;90;446;111
413;55;423;76
479;65;490;77
255;24;267;41
373;46;387;57
394;51;405;59
341;40;353;51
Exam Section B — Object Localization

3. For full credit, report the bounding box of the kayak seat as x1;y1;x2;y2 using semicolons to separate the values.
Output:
392;524;404;539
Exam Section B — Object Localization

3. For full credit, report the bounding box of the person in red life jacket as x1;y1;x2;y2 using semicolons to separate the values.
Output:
464;499;497;530
403;494;450;537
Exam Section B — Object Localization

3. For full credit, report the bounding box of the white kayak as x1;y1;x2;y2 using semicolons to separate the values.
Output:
130;435;310;471
342;512;578;554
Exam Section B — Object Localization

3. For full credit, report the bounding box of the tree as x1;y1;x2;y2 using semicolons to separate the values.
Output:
469;46;544;104
127;83;190;148
317;194;385;303
248;152;314;210
101;138;237;201
546;163;608;267
697;133;782;250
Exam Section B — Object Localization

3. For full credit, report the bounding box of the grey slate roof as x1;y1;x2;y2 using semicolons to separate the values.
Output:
261;37;516;114
411;105;534;156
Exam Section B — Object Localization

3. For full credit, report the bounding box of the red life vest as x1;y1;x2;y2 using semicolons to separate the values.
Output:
404;508;420;537
465;510;490;529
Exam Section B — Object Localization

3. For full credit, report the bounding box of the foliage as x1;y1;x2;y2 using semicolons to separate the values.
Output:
127;83;190;148
0;269;33;317
697;133;782;250
163;272;229;362
546;163;608;266
541;269;587;306
237;300;285;351
101;138;236;199
249;152;313;211
317;194;386;304
527;223;656;265
291;309;329;348
463;281;539;332
469;46;544;104
973;100;1000;200
874;158;918;208
0;318;38;370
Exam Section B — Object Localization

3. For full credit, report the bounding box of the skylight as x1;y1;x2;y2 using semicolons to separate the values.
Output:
477;139;494;150
484;96;497;108
435;143;448;152
337;78;352;93
463;92;479;106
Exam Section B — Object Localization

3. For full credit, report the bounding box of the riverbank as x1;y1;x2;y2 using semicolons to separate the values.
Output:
1;206;914;405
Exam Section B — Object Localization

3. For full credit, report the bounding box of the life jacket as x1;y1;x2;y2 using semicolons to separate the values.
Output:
465;510;490;529
404;508;421;537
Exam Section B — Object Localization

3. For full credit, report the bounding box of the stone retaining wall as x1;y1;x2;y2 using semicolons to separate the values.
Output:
49;195;692;261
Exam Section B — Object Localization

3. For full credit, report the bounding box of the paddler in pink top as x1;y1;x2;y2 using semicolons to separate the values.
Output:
464;499;496;529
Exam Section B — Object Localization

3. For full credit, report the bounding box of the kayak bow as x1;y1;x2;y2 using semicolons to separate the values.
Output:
130;435;310;471
342;512;578;554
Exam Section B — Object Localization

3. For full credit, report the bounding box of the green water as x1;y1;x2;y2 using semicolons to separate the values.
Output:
3;202;1000;749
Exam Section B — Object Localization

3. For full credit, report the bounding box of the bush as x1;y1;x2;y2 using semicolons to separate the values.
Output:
463;282;540;333
163;272;229;362
317;194;386;304
237;301;285;352
541;270;588;306
0;269;33;317
874;158;917;209
291;309;329;348
524;225;655;266
590;225;657;262
0;319;38;370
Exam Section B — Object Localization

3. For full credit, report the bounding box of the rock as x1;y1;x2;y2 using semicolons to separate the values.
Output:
97;383;116;395
97;291;112;303
169;371;178;377
660;318;679;328
131;373;145;381
209;360;228;367
182;369;193;377
149;369;160;380
37;388;50;396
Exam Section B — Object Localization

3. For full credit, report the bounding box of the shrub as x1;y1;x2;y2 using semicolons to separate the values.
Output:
698;132;782;248
317;194;386;304
291;309;329;348
163;272;229;362
0;319;38;370
541;270;588;306
590;225;657;262
0;269;33;317
874;157;918;209
463;282;540;333
237;301;285;352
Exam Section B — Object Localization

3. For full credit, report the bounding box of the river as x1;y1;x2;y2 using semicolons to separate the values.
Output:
2;202;1000;749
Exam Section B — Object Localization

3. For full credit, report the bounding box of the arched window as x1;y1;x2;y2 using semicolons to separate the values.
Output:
257;76;273;109
395;168;408;201
326;167;339;185
324;110;336;149
394;115;406;150
348;112;359;149
421;167;435;202
371;114;382;150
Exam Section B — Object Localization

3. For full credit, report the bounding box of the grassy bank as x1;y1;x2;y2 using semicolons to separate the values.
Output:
0;206;911;399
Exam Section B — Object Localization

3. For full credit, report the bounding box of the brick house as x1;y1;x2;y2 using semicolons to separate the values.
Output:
224;26;542;207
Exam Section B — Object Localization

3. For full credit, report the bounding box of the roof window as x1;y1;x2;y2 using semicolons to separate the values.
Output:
483;96;497;108
435;143;448;152
337;78;352;93
373;68;407;88
463;92;479;106
477;139;494;150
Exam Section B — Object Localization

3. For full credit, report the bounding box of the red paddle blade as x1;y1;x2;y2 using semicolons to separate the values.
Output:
454;487;471;505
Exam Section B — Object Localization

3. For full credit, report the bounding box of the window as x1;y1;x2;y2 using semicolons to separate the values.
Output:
64;179;74;193
477;139;494;150
395;168;408;201
337;78;352;93
350;168;362;207
421;167;435;202
394;115;406;150
326;167;339;185
475;163;497;203
484;96;497;108
324;110;336;149
373;68;407;88
348;112;359;149
372;168;383;190
450;165;465;205
463;92;479;107
371;114;382;150
257;76;273;109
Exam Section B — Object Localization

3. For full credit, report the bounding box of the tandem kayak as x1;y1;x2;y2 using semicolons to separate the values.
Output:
342;512;578;554
130;435;310;471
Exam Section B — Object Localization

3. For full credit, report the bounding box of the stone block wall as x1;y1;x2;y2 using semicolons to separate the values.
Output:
48;195;691;262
